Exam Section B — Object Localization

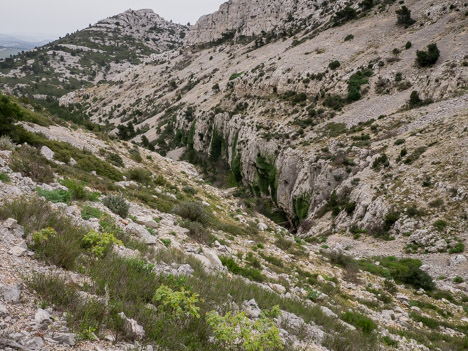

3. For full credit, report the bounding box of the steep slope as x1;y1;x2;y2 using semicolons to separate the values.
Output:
1;93;468;351
0;9;187;99
65;0;467;258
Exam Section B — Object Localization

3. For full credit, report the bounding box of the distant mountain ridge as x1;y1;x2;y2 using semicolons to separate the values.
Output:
0;9;187;98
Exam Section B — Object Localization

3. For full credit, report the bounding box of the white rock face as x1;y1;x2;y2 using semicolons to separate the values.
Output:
186;0;328;45
40;146;55;161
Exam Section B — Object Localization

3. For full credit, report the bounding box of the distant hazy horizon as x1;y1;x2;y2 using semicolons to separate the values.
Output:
0;0;225;41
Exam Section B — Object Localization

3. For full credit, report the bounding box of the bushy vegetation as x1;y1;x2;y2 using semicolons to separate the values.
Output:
396;6;416;26
175;201;210;226
341;311;376;334
416;44;440;67
81;230;123;257
125;167;152;184
220;256;265;282
206;307;283;350
359;256;435;291
10;145;54;183
103;194;130;218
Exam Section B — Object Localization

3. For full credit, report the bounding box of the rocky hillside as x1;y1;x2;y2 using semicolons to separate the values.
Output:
1;92;468;351
0;9;186;100
66;0;467;249
1;0;468;350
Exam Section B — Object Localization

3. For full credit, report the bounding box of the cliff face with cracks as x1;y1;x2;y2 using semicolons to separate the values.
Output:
65;0;467;247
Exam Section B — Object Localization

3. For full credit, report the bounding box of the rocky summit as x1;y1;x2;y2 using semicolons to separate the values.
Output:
0;0;467;350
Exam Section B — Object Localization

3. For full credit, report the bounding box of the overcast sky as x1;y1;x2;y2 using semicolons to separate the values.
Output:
0;0;225;41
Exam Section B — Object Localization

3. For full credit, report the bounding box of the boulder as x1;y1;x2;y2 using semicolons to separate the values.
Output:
125;222;160;246
450;255;467;266
35;308;51;325
136;215;159;229
242;299;261;319
52;333;76;346
0;283;21;303
118;312;145;340
40;146;55;161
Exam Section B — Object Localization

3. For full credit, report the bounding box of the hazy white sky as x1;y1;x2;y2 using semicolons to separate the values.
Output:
0;0;225;41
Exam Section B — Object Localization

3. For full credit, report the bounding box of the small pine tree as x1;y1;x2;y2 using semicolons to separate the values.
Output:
416;44;440;67
396;6;416;26
408;91;422;108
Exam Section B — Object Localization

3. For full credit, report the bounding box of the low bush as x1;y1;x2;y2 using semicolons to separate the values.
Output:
0;135;15;150
341;311;376;334
449;242;465;254
181;220;212;244
81;205;103;220
220;256;265;282
125;167;152;184
103;194;130;218
328;60;341;70
0;172;10;182
396;6;416;26
10;145;54;183
206;306;282;351
416;44;440;67
174;201;210;226
81;230;123;258
152;284;200;319
36;188;72;203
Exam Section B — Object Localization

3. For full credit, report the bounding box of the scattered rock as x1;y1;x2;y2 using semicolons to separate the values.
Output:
34;308;51;325
449;255;467;266
52;333;76;346
40;146;55;161
242;299;261;319
0;283;21;303
118;312;145;340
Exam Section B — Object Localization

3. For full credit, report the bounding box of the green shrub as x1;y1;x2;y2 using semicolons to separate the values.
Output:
103;194;130;218
359;257;435;291
220;256;265;282
347;69;373;102
449;242;465;254
36;188;72;203
10;145;54;183
416;44;440;67
372;153;389;170
396;6;416;26
129;148;143;163
454;276;464;284
182;186;197;195
344;34;354;41
181;220;212;244
433;219;447;232
152;284;200;319
410;313;439;329
174;201;210;226
125;167;152;184
405;41;412;49
333;6;357;26
82;230;123;258
32;227;57;246
229;72;243;80
382;336;398;347
341;311;376;334
384;210;400;231
0;135;15;150
0;172;10;182
0;197;85;269
61;178;99;201
328;60;341;70
206;306;282;351
106;152;124;167
81;205;103;220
